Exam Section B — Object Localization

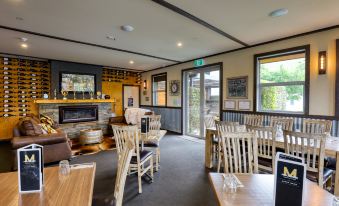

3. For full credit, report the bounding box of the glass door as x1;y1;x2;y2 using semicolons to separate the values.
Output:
184;66;220;139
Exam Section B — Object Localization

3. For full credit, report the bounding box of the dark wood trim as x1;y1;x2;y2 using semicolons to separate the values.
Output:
222;110;339;121
122;84;141;111
0;25;180;63
151;72;168;107
253;44;310;115
140;105;181;109
335;39;339;117
144;25;339;73
0;52;143;73
151;0;248;47
181;62;223;135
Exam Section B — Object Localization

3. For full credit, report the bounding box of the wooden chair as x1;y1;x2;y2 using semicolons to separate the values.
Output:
270;117;294;131
144;115;161;171
244;114;263;126
204;115;216;129
112;125;154;194
219;131;259;173
302;119;332;134
283;131;333;187
215;121;245;172
114;139;134;206
247;125;276;173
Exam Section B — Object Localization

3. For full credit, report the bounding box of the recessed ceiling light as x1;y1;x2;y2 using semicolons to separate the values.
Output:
129;60;134;64
177;42;183;47
21;43;28;48
269;8;288;17
106;35;116;40
121;25;134;32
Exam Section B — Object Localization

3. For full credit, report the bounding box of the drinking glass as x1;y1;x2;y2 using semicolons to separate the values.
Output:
59;160;70;176
223;174;237;193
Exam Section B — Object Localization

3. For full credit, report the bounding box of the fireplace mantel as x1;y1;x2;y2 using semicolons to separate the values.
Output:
34;99;115;104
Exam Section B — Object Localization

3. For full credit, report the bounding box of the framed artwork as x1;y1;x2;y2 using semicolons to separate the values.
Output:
169;80;180;96
224;100;236;110
227;76;248;98
238;100;251;110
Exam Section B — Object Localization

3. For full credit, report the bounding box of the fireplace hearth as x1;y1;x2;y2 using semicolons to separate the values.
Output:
59;105;98;124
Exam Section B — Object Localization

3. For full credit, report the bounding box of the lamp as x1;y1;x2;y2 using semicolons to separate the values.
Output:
318;51;327;75
143;80;147;90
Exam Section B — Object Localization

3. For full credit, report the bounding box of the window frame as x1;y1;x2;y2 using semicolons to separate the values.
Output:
254;45;310;115
151;72;167;107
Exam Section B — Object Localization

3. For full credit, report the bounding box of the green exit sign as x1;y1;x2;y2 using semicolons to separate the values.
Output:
194;59;205;67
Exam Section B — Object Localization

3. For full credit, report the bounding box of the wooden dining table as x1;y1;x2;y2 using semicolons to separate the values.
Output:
205;127;339;196
0;163;96;206
209;173;335;206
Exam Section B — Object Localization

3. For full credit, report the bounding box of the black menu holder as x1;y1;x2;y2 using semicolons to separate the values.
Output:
17;144;44;193
274;152;306;206
141;116;150;134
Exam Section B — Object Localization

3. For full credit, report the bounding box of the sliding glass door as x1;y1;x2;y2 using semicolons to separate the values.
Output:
183;66;220;138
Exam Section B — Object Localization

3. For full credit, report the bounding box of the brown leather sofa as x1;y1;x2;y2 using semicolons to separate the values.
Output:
12;127;72;166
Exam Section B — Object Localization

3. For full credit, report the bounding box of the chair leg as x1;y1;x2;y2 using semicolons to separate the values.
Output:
138;165;142;194
217;151;221;173
156;148;160;171
150;157;154;182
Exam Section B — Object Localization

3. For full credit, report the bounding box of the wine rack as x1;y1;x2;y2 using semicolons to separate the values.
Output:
102;68;141;84
0;56;50;118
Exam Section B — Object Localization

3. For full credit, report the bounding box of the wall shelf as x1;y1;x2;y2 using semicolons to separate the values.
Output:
34;99;115;104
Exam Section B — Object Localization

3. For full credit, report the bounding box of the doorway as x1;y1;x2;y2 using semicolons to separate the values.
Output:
183;64;221;138
123;85;140;110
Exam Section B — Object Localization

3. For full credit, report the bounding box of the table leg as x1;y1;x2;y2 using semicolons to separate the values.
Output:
205;129;213;168
335;151;339;196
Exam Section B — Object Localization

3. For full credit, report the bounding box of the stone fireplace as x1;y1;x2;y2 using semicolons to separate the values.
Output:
36;100;113;139
59;105;98;124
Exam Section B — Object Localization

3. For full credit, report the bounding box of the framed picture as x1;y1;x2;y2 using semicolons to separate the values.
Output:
224;100;236;110
227;76;248;98
238;100;251;110
169;80;180;96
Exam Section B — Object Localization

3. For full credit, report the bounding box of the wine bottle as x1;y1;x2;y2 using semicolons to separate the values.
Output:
3;114;16;117
17;68;27;72
19;113;27;117
18;104;28;107
2;81;15;84
3;99;14;103
3;108;16;112
3;104;15;108
3;85;15;89
3;76;15;80
18;108;30;112
3;71;13;75
18;99;29;103
2;67;13;71
18;95;27;99
41;78;49;82
18;77;29;81
4;95;15;98
30;78;37;81
18;86;29;90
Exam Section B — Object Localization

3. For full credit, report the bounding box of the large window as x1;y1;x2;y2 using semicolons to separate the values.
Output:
152;73;167;106
256;47;308;114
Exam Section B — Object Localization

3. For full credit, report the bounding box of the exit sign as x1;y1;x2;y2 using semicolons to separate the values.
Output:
194;59;205;67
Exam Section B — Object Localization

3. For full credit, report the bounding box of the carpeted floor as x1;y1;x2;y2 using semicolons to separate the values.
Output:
70;133;217;206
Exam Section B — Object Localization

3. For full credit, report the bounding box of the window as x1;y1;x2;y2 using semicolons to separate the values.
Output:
152;73;167;106
256;47;309;114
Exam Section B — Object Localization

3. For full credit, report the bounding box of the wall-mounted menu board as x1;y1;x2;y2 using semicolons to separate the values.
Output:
102;68;141;84
0;56;50;139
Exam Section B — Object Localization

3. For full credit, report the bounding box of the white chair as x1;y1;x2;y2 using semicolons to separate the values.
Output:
270;117;294;131
302;119;332;134
114;139;134;206
112;125;154;194
144;115;162;171
244;114;263;126
219;131;259;174
247;125;276;172
283;131;333;187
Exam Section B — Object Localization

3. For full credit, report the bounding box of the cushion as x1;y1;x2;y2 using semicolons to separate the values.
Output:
40;114;57;134
144;142;159;147
40;123;57;134
18;117;43;136
131;150;153;164
307;167;333;183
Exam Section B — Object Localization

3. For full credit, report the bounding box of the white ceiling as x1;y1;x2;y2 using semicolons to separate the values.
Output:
0;0;338;70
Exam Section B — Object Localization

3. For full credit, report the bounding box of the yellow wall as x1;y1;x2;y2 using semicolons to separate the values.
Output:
141;28;339;116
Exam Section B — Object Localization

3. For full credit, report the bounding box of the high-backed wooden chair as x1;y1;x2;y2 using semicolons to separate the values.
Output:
244;114;263;126
219;131;259;173
283;131;333;187
215;121;246;172
204;115;216;129
112;125;154;194
114;139;134;206
270;117;294;131
247;125;276;172
302;119;332;134
144;115;161;171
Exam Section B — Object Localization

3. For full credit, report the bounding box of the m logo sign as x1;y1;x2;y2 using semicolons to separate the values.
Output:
24;154;36;163
282;166;298;180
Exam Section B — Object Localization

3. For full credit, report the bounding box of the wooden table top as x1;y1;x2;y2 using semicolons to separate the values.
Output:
209;173;334;206
0;163;96;206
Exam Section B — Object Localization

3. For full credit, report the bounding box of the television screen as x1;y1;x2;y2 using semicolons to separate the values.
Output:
61;73;95;92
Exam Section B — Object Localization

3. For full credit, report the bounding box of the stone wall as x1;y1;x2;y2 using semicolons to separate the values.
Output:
38;103;112;139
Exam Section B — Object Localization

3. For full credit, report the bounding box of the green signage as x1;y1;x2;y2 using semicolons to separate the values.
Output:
194;59;205;67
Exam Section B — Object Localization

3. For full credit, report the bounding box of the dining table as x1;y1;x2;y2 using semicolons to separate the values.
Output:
209;173;335;206
0;163;96;206
205;126;339;196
